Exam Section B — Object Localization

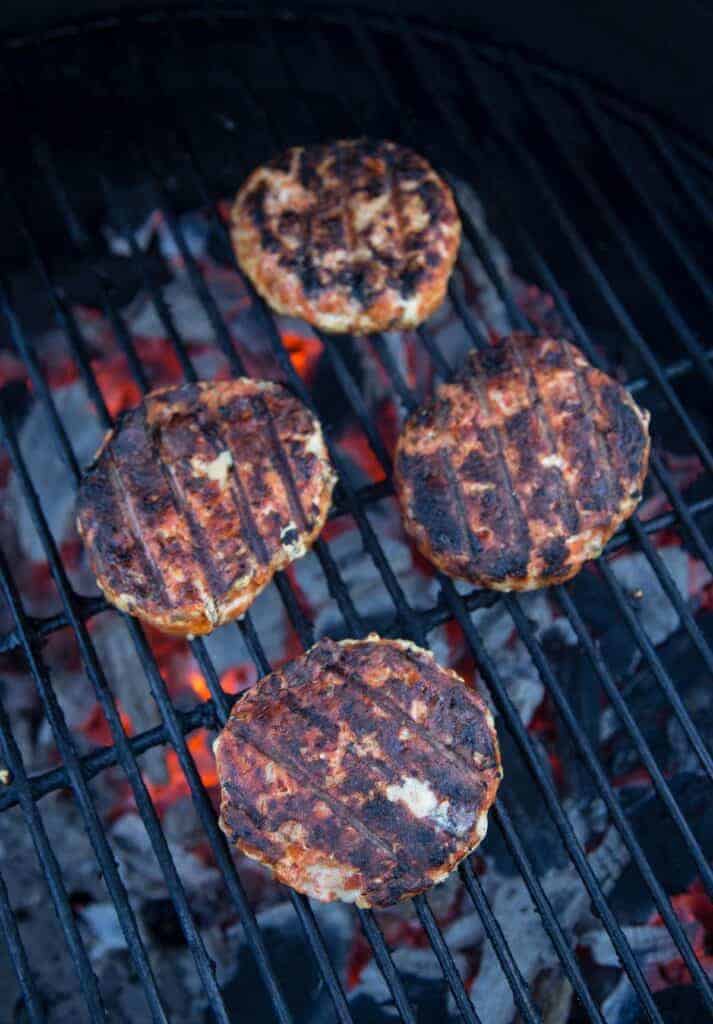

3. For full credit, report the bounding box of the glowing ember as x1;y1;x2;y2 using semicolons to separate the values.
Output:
79;702;133;748
147;729;218;813
187;669;211;703
282;331;323;383
648;880;713;990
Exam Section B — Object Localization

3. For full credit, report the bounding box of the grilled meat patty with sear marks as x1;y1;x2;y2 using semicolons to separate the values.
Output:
76;380;336;635
395;333;651;589
231;139;461;334
215;635;502;907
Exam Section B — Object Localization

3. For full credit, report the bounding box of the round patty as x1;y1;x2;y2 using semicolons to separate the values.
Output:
395;333;651;590
76;380;336;635
215;635;501;907
231;139;461;334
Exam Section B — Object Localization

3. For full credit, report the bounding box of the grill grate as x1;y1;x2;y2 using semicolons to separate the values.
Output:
0;7;712;1024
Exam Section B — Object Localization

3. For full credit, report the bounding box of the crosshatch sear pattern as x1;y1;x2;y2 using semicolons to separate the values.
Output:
215;636;502;908
231;139;461;334
395;334;651;590
76;380;336;635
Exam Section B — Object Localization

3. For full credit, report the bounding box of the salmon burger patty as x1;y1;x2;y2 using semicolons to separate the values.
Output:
215;635;501;907
231;138;461;334
76;379;336;635
395;333;650;589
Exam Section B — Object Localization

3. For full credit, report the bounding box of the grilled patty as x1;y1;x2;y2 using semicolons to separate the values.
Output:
231;139;461;334
395;333;651;590
215;635;501;907
76;380;336;635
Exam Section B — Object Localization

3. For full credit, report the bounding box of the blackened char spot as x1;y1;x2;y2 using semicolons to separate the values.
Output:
338;267;372;305
479;548;530;582
417;180;444;220
399;264;426;298
299;146;322;189
393;147;427;180
296;257;322;296
460;449;497;485
539;343;566;369
365;177;384;199
602;385;647;479
539;536;569;577
245;182;268;228
278;210;300;235
398;452;464;556
479;342;514;377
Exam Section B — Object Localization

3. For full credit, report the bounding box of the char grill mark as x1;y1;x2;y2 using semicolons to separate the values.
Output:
226;716;399;861
509;336;581;532
600;382;648;482
218;390;299;556
154;403;266;595
148;415;227;601
440;447;483;567
220;735;386;882
251;395;309;533
334;139;356;265
557;338;621;514
467;354;533;580
399;451;466;557
106;445;172;608
209;401;273;570
339;641;499;768
107;409;209;612
330;665;488;797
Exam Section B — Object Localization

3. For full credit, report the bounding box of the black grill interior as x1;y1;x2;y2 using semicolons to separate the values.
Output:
0;8;712;1024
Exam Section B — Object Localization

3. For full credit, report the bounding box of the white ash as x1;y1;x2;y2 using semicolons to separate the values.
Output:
353;946;469;1010
6;381;103;578
91;615;167;784
468;592;577;727
462;824;631;1024
443;911;485;952
609;546;690;648
579;921;698;968
536;970;574;1024
127;277;217;347
110;812;221;906
453;181;514;338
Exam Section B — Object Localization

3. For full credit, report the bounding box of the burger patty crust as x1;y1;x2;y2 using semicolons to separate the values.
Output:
76;380;336;635
231;138;461;334
395;333;651;590
215;636;502;907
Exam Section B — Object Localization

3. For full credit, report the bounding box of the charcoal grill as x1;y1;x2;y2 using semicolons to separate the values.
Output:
0;6;712;1024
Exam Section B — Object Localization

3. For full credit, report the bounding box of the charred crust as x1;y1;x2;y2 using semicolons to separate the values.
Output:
397;452;465;557
539;536;570;576
601;385;648;479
